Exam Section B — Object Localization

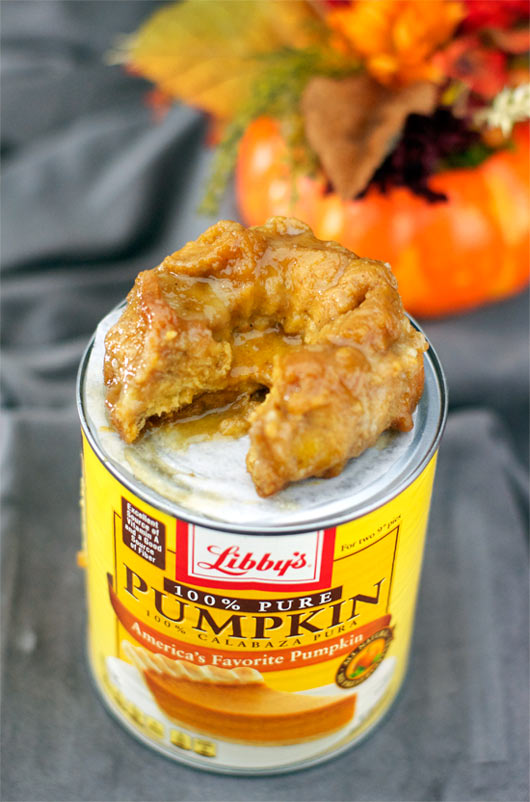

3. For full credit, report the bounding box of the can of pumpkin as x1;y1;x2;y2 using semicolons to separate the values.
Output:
77;306;446;775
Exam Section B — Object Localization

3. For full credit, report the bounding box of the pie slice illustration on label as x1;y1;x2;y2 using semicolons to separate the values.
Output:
123;642;356;745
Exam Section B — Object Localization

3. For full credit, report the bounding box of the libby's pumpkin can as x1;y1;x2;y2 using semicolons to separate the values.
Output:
77;307;446;774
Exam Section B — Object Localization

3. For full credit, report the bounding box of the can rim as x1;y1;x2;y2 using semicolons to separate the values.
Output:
76;313;447;535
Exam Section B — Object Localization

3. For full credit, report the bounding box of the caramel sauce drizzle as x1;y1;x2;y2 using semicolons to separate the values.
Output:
146;326;302;449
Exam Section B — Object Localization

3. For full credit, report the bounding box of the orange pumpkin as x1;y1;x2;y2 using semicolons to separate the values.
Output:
236;116;530;317
354;638;386;670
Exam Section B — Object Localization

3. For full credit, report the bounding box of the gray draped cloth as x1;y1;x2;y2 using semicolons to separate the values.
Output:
1;3;528;801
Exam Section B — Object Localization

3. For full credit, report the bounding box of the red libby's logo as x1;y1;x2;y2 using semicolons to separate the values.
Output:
197;545;308;577
176;523;335;591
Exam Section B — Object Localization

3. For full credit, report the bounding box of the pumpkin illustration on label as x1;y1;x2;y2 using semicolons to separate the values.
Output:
336;627;394;688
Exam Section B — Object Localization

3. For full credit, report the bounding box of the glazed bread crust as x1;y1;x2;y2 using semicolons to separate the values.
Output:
104;217;427;495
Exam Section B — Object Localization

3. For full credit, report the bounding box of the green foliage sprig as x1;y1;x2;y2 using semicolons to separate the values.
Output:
200;47;359;215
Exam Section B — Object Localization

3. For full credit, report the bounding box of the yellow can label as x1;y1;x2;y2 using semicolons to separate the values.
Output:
81;432;437;772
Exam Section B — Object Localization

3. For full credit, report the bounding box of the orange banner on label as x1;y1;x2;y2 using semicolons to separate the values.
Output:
107;574;391;671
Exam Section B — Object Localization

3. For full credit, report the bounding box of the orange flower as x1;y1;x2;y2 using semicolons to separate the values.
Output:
327;0;465;87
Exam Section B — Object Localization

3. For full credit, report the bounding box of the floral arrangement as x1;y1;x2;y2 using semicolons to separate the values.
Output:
115;0;530;316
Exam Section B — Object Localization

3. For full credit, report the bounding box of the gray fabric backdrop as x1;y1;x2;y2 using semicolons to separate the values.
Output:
1;3;529;801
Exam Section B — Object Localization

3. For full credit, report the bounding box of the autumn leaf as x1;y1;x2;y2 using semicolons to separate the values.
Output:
123;0;323;121
301;74;437;199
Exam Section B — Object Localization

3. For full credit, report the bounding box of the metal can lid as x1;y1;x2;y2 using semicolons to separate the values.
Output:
77;307;447;534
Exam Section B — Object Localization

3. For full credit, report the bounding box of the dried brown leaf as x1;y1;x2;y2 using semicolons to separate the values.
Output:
302;75;438;199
